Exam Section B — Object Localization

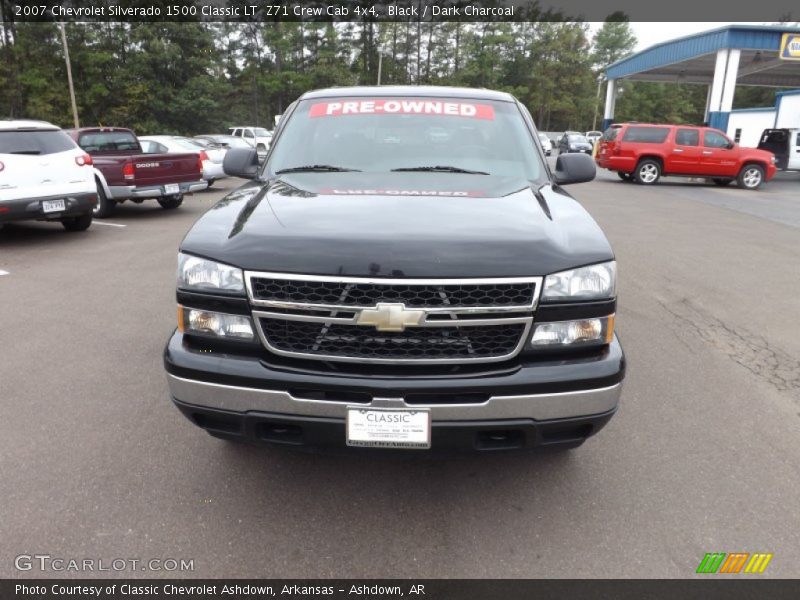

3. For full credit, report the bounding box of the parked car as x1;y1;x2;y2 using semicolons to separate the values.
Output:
139;135;227;187
67;127;207;217
585;131;603;145
0;120;95;231
227;126;272;156
194;134;253;150
596;123;777;189
757;128;800;172
538;132;553;156
165;86;624;453
558;133;593;155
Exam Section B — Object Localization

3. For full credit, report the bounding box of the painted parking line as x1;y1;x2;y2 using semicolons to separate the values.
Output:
92;221;127;228
0;270;9;276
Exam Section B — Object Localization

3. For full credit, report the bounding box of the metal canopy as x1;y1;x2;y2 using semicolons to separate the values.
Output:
606;25;800;88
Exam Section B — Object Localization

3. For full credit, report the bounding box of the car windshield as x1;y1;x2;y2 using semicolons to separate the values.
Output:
171;138;203;151
568;134;589;143
267;97;544;181
217;136;250;148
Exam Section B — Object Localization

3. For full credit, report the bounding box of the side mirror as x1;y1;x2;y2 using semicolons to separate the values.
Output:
223;147;260;179
553;153;596;185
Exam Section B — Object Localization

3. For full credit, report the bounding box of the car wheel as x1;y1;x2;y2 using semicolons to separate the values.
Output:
61;213;92;232
712;178;732;186
158;194;183;210
635;159;661;185
617;172;633;181
737;164;765;190
206;179;215;188
94;182;115;218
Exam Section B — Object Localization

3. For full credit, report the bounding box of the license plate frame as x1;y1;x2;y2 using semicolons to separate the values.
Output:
346;407;431;449
163;183;180;195
41;199;66;213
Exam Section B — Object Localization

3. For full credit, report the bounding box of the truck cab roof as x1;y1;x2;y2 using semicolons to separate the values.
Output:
299;85;517;103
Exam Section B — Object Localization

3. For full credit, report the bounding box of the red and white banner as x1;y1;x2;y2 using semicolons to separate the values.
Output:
309;99;495;120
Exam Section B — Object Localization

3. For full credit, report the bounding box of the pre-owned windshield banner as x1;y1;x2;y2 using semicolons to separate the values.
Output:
309;100;495;120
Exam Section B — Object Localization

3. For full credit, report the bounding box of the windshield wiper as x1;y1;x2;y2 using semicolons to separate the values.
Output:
391;165;489;175
275;164;360;174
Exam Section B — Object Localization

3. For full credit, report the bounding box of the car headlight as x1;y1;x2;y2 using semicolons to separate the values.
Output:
531;315;614;347
542;261;616;301
177;253;244;294
178;306;255;341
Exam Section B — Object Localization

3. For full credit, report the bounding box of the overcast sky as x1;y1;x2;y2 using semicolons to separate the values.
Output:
588;22;778;52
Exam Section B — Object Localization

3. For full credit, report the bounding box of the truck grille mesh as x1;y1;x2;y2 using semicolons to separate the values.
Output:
259;319;526;361
250;278;535;307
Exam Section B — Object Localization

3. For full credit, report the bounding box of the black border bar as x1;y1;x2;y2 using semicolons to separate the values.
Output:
3;0;800;22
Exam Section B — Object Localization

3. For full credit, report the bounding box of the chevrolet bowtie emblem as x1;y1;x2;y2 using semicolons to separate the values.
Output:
356;303;425;332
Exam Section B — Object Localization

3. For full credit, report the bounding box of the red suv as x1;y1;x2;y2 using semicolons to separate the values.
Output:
596;123;777;190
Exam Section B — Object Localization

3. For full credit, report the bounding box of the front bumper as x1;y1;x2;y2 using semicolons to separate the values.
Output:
164;330;625;451
0;191;96;224
107;180;207;200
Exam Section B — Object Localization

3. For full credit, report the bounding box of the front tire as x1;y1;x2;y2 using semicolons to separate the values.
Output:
158;194;183;210
94;182;115;218
737;164;765;190
634;159;661;185
61;213;92;232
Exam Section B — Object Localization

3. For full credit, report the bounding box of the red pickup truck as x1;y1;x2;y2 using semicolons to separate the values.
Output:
596;123;777;190
67;127;207;217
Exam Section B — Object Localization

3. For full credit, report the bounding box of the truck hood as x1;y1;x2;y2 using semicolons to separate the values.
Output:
180;172;614;277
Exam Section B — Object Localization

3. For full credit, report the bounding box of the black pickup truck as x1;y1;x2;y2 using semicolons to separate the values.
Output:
164;86;625;453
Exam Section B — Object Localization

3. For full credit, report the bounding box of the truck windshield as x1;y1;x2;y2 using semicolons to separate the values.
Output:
78;131;139;152
267;97;544;182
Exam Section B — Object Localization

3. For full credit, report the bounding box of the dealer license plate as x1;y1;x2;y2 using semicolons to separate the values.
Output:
346;407;431;449
163;184;180;195
42;199;66;213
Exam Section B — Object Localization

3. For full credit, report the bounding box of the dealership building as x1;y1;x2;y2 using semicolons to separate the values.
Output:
602;25;800;146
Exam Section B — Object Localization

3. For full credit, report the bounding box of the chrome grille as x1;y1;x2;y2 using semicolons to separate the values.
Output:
245;272;541;364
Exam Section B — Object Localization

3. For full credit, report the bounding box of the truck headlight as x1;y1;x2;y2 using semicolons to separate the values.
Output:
178;306;254;341
542;261;616;301
177;253;244;294
531;315;614;347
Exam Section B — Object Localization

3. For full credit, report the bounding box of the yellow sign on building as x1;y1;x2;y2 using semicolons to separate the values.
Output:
780;33;800;60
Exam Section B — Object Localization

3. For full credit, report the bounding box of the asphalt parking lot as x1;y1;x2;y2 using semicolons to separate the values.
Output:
2;167;799;578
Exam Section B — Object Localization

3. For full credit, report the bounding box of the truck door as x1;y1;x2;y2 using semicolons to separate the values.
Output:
757;129;789;170
700;129;738;177
665;128;701;175
790;131;800;171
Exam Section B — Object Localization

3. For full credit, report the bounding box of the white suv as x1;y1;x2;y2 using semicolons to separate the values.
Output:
227;126;272;157
0;120;96;231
